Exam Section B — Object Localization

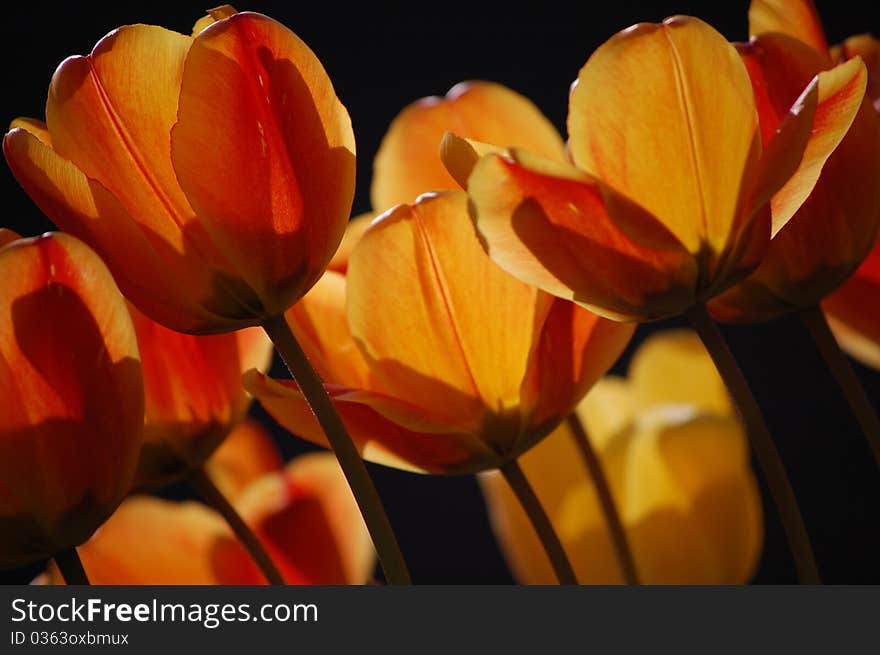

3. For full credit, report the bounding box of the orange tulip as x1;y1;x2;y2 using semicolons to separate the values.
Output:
246;191;634;474
0;231;143;569
481;330;763;584
749;0;879;106
4;6;355;334
747;0;880;363
464;16;867;321
823;249;880;370
42;420;374;584
132;304;273;489
708;6;880;322
372;81;566;211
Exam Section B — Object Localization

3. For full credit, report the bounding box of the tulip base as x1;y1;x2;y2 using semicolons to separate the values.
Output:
190;469;285;585
54;547;90;585
567;413;639;584
687;304;820;584
262;315;411;585
500;459;577;585
801;306;880;470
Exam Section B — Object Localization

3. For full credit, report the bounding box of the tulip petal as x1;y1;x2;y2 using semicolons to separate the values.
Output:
439;131;507;191
0;229;20;249
568;17;760;259
285;270;371;388
372;81;565;211
206;418;284;499
0;233;143;566
838;35;880;106
468;149;697;321
244;371;498;474
45;496;235;584
523;301;635;434
347;191;543;432
172;11;356;315
823;250;880;370
628;330;731;416
328;213;375;274
234;453;375;584
9;118;50;145
44;24;246;299
711;40;879;321
766;57;868;237
132;301;273;487
748;0;829;55
2;127;229;332
481;402;762;584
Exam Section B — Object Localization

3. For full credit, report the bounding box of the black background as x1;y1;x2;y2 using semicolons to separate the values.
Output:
1;1;879;584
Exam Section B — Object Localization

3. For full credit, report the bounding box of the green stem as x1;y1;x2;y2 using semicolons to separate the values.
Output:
54;547;90;585
500;459;577;585
801;305;880;469
262;315;411;585
687;304;820;584
190;468;285;585
567;413;639;584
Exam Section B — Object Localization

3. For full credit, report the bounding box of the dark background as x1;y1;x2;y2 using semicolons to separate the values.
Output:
2;1;879;584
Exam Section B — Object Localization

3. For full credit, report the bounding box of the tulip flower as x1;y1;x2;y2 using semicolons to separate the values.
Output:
735;0;880;470
132;304;273;489
481;330;763;584
708;15;880;322
0;231;144;573
823;253;880;370
372;81;566;211
465;16;866;322
3;6;355;335
41;420;374;584
749;0;879;106
246;191;633;474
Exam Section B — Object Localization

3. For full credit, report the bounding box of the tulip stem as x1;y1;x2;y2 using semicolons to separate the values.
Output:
262;315;411;585
801;305;880;469
687;304;820;584
500;459;577;585
567;413;639;585
190;468;285;585
54;547;90;585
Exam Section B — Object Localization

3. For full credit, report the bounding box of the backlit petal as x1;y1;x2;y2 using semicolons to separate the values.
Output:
766;57;868;237
347;191;541;431
285;270;371;388
206;418;283;499
3;127;224;332
234;453;375;584
132;302;273;488
524;301;634;434
568;17;760;258
372;81;565;211
468;149;697;321
823;249;880;370
628;330;731;416
172;11;356;316
481;403;761;584
328;213;374;274
748;0;829;55
244;371;495;474
0;233;143;567
47;496;234;584
439;131;507;191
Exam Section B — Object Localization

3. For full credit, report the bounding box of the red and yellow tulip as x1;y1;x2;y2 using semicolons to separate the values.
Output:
42;420;374;584
0;232;144;569
481;330;762;584
4;6;355;334
132;305;272;489
246;193;633;474
708;1;880;322
463;16;866;321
